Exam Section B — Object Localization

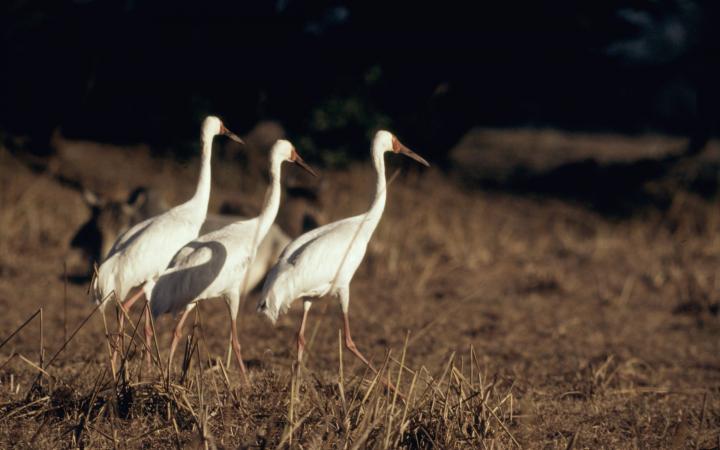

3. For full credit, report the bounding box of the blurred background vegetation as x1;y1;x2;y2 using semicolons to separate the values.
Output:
1;0;718;166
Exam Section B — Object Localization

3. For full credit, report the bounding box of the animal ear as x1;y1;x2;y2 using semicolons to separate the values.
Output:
128;189;148;210
82;189;103;207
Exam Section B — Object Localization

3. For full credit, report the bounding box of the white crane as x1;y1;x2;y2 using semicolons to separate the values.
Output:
257;130;429;385
91;116;243;370
147;140;316;381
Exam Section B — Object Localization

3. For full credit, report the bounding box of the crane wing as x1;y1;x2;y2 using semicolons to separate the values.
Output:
150;221;260;317
150;240;234;316
262;216;370;302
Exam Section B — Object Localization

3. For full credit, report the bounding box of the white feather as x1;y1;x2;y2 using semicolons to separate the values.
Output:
91;116;227;311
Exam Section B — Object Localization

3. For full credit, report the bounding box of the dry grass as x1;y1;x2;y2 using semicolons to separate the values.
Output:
1;131;719;448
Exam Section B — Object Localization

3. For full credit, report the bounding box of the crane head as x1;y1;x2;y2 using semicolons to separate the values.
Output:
392;134;430;167
202;116;244;144
272;140;319;177
374;130;430;167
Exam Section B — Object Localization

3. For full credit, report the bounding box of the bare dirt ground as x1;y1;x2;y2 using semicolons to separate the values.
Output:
0;130;718;448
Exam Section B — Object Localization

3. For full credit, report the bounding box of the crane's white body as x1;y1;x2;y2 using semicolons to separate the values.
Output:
148;140;302;320
259;131;398;322
148;217;275;320
91;117;223;311
147;140;312;379
258;131;428;395
259;213;379;322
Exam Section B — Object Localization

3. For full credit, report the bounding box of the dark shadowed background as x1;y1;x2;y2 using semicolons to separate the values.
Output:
2;0;719;163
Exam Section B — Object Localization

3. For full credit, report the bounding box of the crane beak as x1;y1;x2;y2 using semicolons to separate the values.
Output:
393;137;430;167
220;124;245;145
293;151;319;177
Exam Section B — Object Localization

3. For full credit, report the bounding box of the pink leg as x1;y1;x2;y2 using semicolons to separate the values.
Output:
101;310;117;376
342;312;403;397
143;305;154;369
230;316;249;384
297;302;311;364
167;307;193;374
342;312;377;371
117;288;146;332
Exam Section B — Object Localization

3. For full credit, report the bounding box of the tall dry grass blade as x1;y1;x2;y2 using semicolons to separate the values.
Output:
39;307;44;369
0;395;49;423
87;424;120;445
205;360;224;410
396;370;419;447
437;351;456;389
288;362;297;447
565;431;577;450
126;425;173;444
338;329;347;414
359;352;389;406
345;364;373;424
101;310;117;381
63;260;68;342
384;331;410;447
388;355;417;377
277;410;312;450
0;308;40;352
179;334;199;386
106;395;120;450
115;301;146;380
27;301;103;396
75;367;107;446
0;353;18;374
470;345;475;389
488;402;521;448
695;392;707;450
29;415;50;445
18;353;51;378
147;303;165;380
348;415;385;450
217;355;239;405
171;416;183;450
193;304;214;374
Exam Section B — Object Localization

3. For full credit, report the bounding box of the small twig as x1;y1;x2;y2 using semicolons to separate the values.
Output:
385;331;410;447
565;431;578;450
29;415;51;444
276;410;313;449
487;403;521;448
86;424;117;444
127;425;174;443
695;393;707;450
18;354;52;378
0;352;18;373
63;261;68;342
0;396;49;423
39;308;44;369
44;301;102;370
0;309;41;352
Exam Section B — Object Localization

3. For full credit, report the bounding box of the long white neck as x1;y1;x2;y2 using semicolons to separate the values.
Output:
188;132;214;215
254;156;284;246
363;146;387;232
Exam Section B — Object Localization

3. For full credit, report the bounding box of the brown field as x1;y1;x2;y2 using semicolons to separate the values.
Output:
0;130;719;449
